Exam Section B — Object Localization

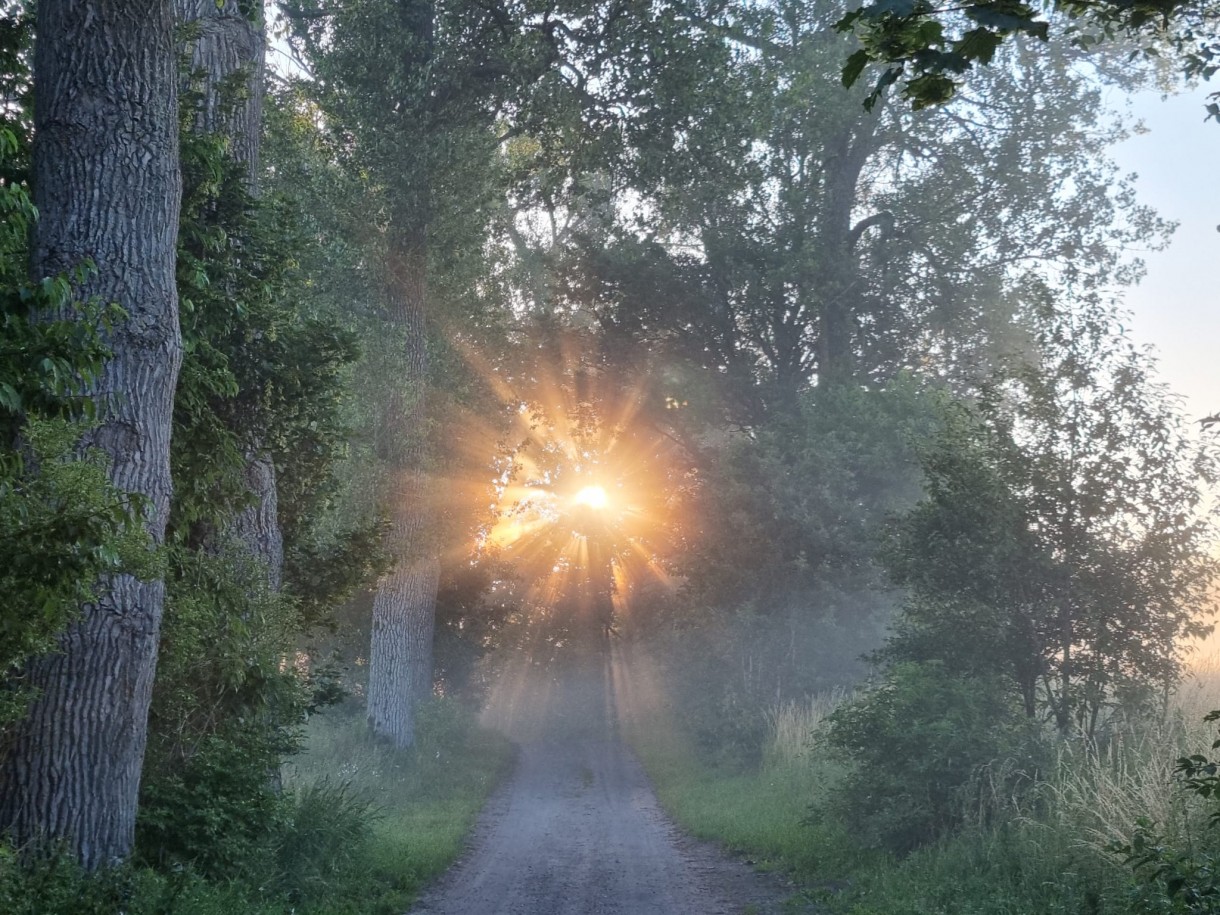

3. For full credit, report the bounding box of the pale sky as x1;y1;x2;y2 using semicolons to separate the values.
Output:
1111;84;1220;423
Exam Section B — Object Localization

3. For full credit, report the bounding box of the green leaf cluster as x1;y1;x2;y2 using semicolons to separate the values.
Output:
837;0;1192;108
170;87;361;547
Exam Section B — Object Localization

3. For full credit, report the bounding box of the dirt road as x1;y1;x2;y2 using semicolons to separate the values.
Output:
412;661;793;915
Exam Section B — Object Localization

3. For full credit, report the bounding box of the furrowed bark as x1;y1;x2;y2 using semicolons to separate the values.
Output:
176;0;266;190
0;0;183;868
367;238;439;749
227;449;284;592
176;0;282;588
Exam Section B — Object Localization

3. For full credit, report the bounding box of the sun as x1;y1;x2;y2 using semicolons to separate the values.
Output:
572;485;608;510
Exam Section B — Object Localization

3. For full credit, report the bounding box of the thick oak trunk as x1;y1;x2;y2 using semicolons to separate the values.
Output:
367;241;440;749
368;554;440;746
176;0;282;587
0;0;183;868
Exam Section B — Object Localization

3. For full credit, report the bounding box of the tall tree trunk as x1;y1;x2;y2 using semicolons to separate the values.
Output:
0;0;182;868
176;0;282;588
176;0;265;190
367;238;439;749
816;110;881;388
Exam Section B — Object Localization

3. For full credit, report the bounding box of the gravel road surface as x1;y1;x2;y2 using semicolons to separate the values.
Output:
412;661;794;915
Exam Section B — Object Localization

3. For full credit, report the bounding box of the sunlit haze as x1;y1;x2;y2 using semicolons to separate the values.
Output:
572;485;609;510
1114;85;1220;423
21;5;1220;911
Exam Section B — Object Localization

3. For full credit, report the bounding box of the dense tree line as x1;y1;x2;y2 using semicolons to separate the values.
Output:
0;0;1217;908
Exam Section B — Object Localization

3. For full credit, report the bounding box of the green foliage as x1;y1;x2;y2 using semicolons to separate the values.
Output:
139;547;307;879
0;848;262;915
0;699;507;914
0;103;154;730
0;419;155;725
879;411;1050;692
682;378;942;619
654;380;945;765
170;93;361;549
273;781;376;904
631;681;1207;914
0;4;30;183
565;0;1161;413
628;706;859;882
836;0;1189;109
1118;821;1220;913
138;730;287;880
0;120;116;436
1114;711;1220;913
283;698;514;912
883;300;1218;735
140;85;372;887
824;661;1044;853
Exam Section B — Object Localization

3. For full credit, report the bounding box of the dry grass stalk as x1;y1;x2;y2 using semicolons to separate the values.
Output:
763;689;850;770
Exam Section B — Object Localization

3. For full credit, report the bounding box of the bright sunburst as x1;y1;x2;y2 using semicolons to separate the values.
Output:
572;485;608;510
458;328;680;655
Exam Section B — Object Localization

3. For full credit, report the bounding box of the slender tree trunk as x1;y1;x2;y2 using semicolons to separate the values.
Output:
0;0;182;868
816;110;881;388
228;450;284;591
175;0;282;588
367;238;439;749
1058;601;1073;733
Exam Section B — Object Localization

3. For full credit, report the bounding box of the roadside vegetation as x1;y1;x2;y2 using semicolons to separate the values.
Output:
8;0;1220;908
0;698;510;914
630;659;1220;914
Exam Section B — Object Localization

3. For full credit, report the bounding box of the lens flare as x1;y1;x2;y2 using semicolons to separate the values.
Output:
449;326;683;663
573;485;608;510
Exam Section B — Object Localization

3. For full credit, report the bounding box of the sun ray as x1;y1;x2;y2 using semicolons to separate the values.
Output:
447;327;685;664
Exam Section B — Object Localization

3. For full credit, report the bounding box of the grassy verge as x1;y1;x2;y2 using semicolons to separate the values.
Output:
627;690;1220;915
281;698;515;913
629;709;860;881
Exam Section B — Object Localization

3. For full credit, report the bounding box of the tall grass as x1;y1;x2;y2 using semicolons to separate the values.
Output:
624;682;861;881
282;697;513;912
762;689;848;770
1035;731;1195;855
629;659;1220;914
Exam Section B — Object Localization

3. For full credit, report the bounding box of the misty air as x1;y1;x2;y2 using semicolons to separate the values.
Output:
3;0;1220;912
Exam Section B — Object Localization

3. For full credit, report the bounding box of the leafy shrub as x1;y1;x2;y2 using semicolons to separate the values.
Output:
137;729;287;880
824;661;1044;853
138;545;309;881
0;842;279;915
1115;710;1220;913
0;418;155;728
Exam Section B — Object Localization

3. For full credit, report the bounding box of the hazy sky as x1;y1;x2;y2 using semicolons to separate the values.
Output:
1112;84;1220;424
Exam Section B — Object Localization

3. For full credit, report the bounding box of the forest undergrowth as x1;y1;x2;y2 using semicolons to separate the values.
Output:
0;698;511;915
628;654;1220;914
